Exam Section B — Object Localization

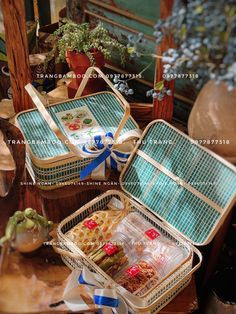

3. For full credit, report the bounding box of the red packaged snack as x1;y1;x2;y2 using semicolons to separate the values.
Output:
88;232;132;277
116;256;158;295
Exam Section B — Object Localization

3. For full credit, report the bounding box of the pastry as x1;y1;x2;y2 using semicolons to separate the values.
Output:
88;242;128;277
116;259;157;294
65;210;126;254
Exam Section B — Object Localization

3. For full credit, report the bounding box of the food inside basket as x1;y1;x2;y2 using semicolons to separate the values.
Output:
151;239;188;276
65;198;189;295
87;232;132;276
115;256;159;295
65;209;127;254
114;212;188;276
88;243;127;276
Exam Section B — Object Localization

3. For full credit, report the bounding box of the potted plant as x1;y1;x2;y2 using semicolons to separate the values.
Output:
46;21;126;95
0;208;53;253
151;0;236;161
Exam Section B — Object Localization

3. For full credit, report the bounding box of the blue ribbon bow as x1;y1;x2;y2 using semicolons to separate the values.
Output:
80;132;133;180
63;267;149;314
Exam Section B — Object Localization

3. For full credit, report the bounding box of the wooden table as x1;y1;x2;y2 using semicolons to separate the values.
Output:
0;246;198;314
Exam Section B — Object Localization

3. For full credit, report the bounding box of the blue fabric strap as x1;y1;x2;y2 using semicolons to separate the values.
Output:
80;148;111;180
94;295;119;308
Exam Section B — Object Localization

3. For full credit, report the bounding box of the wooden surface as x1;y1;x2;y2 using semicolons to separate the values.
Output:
1;0;33;113
0;83;197;313
0;247;71;313
153;0;175;121
0;246;198;314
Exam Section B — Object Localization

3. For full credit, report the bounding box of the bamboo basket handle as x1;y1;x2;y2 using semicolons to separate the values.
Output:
74;66;130;142
25;84;84;158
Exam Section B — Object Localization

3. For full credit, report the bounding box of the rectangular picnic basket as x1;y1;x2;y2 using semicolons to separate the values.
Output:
15;67;140;189
56;120;236;313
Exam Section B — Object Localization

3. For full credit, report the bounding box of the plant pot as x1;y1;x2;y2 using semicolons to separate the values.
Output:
66;50;105;97
13;226;49;253
188;80;236;163
66;50;105;73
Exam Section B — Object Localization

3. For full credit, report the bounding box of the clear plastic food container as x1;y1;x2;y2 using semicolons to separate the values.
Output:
115;212;188;276
115;212;163;247
115;254;162;297
65;209;127;254
150;238;188;276
115;212;149;234
114;212;148;256
87;232;133;277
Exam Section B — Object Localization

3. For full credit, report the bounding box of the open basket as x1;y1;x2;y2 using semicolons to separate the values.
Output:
55;120;236;313
15;67;140;189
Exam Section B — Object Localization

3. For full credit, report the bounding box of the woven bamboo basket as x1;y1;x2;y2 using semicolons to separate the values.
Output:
56;190;199;313
15;67;140;189
55;120;236;313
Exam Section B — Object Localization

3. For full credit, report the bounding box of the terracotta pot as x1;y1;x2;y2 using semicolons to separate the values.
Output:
66;50;105;82
66;50;105;97
188;80;236;163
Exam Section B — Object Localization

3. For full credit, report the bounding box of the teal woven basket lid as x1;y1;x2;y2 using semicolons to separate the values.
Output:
16;92;138;161
120;120;236;246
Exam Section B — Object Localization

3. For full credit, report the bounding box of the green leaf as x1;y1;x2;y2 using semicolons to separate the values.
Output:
228;5;236;17
195;5;204;14
155;80;164;90
195;26;206;32
179;25;186;39
220;31;228;43
127;47;135;54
